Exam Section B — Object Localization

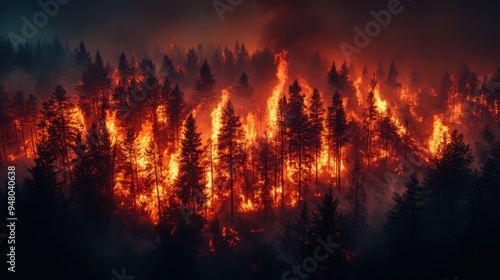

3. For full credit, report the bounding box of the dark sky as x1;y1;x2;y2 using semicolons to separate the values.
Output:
1;0;500;75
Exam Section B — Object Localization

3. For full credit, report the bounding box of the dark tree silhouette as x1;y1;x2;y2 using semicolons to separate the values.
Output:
166;84;186;151
423;129;473;277
257;137;275;225
386;174;424;254
176;113;206;212
309;89;325;187
328;91;350;191
235;71;254;98
385;60;402;93
72;41;90;68
76;51;111;120
311;187;349;278
327;60;339;89
195;59;216;103
218;100;245;223
364;78;378;175
45;85;80;186
185;48;199;83
286;80;311;204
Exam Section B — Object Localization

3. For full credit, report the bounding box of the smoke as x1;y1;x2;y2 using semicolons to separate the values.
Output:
1;0;499;77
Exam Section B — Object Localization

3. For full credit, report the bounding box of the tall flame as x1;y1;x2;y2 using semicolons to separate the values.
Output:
429;114;449;155
266;50;289;138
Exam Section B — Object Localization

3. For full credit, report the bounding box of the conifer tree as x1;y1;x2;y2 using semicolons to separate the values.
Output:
309;89;325;187
176;114;205;212
286;80;311;203
195;59;216;103
218;100;245;223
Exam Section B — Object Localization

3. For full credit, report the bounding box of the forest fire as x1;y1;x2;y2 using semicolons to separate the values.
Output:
429;114;449;155
0;2;499;278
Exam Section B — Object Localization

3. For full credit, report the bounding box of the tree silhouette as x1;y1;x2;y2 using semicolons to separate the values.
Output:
328;91;350;191
309;89;325;188
386;174;424;254
72;41;90;68
257;137;275;225
218;100;245;223
176;113;206;213
76;51;111;120
166;84;185;151
235;71;254;98
195;59;216;103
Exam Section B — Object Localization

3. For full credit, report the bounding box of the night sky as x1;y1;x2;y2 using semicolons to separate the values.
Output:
1;0;500;75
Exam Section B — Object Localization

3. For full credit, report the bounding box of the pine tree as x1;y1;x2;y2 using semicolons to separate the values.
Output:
176;113;205;212
286;80;311;204
327;60;339;89
338;61;356;102
217;100;245;223
312;187;348;278
72;41;90;68
117;52;131;86
72;130;111;221
235;71;254;98
21;131;70;278
378;108;399;168
195;59;216;103
185;48;199;83
161;54;178;81
385;60;402;92
23;133;66;215
364;78;378;175
47;85;80;186
167;84;185;151
327;91;350;191
423;129;473;276
386;174;424;253
236;43;249;73
309;89;325;187
76;51;111;120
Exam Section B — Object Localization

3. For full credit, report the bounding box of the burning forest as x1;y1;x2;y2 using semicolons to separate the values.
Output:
1;0;500;279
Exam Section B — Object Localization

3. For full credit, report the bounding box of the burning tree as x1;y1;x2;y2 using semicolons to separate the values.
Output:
218;100;246;223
